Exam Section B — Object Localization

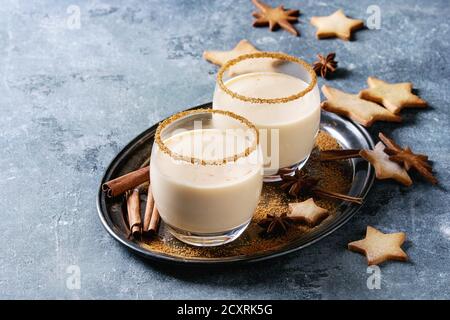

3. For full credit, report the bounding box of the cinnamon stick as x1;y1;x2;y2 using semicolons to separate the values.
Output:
102;166;150;197
313;189;363;204
320;149;362;161
141;157;160;236
126;188;142;238
142;184;155;232
148;206;160;235
140;157;150;169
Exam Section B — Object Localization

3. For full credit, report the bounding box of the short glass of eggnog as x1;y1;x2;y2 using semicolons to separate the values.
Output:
150;109;263;246
213;52;320;182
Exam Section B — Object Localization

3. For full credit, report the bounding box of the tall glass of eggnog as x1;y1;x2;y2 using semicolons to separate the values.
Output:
213;52;319;182
150;109;263;246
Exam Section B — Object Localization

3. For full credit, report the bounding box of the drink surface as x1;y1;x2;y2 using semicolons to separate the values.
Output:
155;129;260;186
166;128;251;160
213;71;321;170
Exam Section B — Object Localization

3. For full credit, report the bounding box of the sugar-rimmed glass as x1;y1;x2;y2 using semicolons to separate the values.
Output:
213;52;320;181
150;109;263;247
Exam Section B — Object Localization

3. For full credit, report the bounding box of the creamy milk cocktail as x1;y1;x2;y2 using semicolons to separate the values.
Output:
151;130;262;234
151;110;262;246
213;71;320;174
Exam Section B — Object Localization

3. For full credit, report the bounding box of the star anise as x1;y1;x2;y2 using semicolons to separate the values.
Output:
280;170;363;204
313;53;338;78
251;0;300;36
378;132;437;184
258;212;295;236
280;170;318;197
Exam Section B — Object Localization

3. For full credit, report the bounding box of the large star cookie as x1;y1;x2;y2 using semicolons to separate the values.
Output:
203;39;276;76
321;85;402;127
251;0;300;36
348;226;408;265
203;39;259;67
310;9;364;41
359;77;427;114
288;198;329;227
360;142;413;186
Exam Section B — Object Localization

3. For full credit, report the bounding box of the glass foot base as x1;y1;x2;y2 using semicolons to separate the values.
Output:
263;155;310;183
166;220;251;247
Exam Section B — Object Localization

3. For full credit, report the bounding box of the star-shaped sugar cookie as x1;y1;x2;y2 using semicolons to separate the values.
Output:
203;39;277;76
321;85;402;127
348;226;408;265
288;198;329;227
378;132;437;184
360;142;413;186
359;77;427;114
310;9;364;41
203;40;258;67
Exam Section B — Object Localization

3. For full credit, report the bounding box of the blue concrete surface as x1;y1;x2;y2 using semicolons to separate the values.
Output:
0;0;449;299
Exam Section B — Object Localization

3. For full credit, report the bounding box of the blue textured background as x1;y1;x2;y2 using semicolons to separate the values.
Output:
0;0;449;299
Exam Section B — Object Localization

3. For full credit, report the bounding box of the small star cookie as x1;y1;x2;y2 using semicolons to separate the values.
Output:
288;198;329;227
321;85;402;127
348;226;408;265
359;77;427;114
203;39;277;76
360;142;413;186
310;9;364;41
251;0;300;36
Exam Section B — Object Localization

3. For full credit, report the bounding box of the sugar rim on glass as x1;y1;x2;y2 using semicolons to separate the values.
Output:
217;52;317;104
154;108;259;165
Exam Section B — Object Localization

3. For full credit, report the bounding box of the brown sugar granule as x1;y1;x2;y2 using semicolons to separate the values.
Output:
139;130;353;259
315;130;341;151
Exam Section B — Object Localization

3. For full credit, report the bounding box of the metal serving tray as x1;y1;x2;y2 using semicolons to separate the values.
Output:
97;102;375;265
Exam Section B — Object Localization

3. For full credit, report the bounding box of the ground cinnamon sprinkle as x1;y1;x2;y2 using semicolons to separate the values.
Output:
139;130;352;259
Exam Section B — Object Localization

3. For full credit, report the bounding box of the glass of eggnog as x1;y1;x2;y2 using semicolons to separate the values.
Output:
150;109;263;246
213;52;319;182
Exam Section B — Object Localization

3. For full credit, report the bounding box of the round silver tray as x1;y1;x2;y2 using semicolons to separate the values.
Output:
97;102;375;265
